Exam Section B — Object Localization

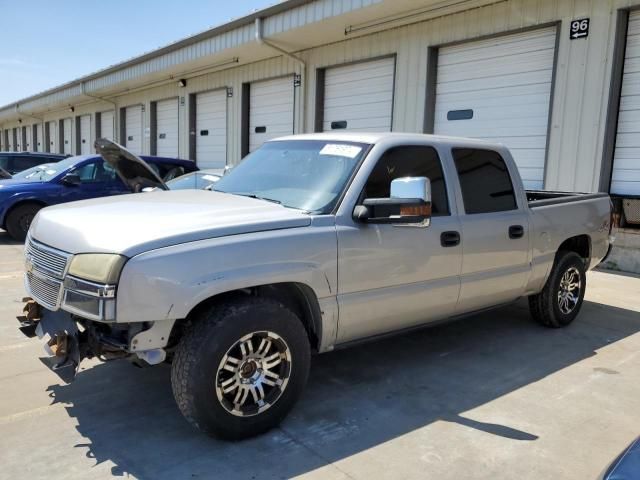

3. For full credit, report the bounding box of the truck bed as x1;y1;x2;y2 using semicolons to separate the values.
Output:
527;190;610;208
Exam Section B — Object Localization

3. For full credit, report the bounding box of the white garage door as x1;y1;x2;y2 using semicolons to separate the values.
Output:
24;126;31;151
35;124;43;152
434;27;557;190
47;121;58;153
23;127;29;151
196;90;227;168
249;76;294;152
156;98;179;157
125;105;144;155
323;57;396;132
79;115;91;155
15;127;22;151
63;118;73;155
100;111;115;141
612;12;640;195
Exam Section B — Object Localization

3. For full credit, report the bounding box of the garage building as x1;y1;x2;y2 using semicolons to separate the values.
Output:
0;0;639;271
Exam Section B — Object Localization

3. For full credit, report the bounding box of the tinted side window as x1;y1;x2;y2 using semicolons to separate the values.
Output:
98;163;118;182
72;161;117;183
452;148;517;214
73;162;98;182
363;146;449;216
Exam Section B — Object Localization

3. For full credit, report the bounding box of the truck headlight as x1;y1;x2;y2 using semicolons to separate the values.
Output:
62;254;127;322
67;254;127;284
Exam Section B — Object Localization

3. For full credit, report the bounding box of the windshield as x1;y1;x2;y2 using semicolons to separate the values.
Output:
17;156;81;182
12;163;53;180
213;140;369;213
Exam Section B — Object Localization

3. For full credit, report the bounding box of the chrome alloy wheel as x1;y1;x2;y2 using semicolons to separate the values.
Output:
557;266;582;315
215;331;292;417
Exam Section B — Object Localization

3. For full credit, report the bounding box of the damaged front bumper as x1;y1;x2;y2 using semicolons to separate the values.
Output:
18;299;82;383
17;299;173;383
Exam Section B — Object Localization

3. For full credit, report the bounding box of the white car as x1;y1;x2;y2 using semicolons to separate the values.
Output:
166;169;222;190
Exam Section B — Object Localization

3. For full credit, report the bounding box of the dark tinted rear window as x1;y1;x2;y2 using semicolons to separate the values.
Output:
10;156;46;172
452;148;517;214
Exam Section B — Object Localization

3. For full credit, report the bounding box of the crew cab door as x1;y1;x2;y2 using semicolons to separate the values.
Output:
335;144;462;344
451;148;530;314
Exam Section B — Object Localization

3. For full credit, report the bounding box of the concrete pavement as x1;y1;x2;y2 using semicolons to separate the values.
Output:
0;229;639;480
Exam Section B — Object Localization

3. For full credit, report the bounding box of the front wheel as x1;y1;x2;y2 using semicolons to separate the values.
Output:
528;251;587;328
5;203;42;241
171;298;310;439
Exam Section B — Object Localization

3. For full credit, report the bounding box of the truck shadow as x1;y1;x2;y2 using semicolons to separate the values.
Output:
46;300;640;479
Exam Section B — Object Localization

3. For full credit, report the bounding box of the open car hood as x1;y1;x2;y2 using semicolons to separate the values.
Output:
94;138;168;192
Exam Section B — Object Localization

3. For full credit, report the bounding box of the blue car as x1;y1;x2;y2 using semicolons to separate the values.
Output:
0;154;197;240
601;436;640;480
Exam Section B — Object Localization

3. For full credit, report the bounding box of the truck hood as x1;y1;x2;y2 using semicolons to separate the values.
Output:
29;190;312;256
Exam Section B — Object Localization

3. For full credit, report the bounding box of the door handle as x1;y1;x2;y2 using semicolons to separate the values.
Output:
509;225;524;239
441;231;460;247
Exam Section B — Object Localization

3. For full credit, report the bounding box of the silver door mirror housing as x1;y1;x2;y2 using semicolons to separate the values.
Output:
391;177;431;203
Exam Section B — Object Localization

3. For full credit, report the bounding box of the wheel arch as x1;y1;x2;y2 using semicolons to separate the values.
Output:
2;199;48;230
172;282;323;352
556;234;591;265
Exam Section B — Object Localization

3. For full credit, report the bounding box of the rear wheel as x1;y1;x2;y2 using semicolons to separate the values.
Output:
5;203;42;241
528;251;587;328
171;297;310;439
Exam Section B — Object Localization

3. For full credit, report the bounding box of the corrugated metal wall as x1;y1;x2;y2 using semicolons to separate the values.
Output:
4;0;640;193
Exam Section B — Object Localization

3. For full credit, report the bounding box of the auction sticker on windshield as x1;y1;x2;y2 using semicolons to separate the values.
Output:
319;144;362;158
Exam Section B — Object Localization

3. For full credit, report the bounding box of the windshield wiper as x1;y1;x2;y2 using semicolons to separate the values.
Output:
230;192;282;205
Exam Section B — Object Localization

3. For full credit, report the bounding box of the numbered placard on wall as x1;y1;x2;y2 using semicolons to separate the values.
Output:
570;18;589;40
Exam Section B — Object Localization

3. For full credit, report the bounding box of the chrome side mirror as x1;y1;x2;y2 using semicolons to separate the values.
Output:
353;177;432;227
391;177;431;204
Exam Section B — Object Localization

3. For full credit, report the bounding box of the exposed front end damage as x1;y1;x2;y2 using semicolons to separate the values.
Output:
17;298;174;383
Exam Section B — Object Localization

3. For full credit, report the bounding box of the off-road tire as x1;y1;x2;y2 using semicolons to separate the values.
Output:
5;203;42;241
528;251;587;328
171;297;310;440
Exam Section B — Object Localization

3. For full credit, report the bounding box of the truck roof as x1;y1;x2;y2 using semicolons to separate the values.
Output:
271;132;505;150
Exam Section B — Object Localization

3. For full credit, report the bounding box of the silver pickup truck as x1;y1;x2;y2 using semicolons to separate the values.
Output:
18;133;614;439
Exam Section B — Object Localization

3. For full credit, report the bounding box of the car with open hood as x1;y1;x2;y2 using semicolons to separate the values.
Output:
0;147;196;240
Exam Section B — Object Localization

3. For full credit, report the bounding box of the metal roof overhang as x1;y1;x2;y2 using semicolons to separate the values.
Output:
0;0;504;123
